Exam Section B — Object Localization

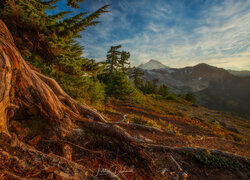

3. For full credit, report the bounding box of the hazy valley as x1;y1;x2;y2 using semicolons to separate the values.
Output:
138;60;250;119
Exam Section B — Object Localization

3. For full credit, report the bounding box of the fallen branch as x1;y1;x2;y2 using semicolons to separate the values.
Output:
79;121;144;143
114;122;163;133
146;144;250;162
1;171;26;180
108;114;163;133
169;154;183;172
109;115;126;124
95;168;121;180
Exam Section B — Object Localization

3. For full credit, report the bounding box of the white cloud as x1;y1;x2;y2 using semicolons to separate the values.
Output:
80;0;250;70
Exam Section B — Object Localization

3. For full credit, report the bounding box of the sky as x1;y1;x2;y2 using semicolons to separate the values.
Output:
54;0;250;70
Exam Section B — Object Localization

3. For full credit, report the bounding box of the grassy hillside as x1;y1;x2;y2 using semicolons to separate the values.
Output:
91;95;250;178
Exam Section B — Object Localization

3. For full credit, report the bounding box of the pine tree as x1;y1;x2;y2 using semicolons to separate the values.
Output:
152;78;159;93
119;51;130;73
143;81;154;94
129;67;144;89
185;92;196;103
158;84;168;97
0;0;110;101
105;45;122;74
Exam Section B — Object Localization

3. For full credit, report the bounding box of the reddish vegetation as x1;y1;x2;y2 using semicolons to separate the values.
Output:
100;98;250;179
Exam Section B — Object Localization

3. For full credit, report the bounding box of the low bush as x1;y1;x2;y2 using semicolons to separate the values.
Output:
193;150;244;168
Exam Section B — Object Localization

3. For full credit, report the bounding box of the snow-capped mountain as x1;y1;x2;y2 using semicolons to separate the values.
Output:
138;59;169;70
136;60;250;119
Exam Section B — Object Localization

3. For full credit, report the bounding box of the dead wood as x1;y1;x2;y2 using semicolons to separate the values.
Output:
146;144;250;162
169;154;183;172
95;168;121;180
117;122;164;133
42;139;105;155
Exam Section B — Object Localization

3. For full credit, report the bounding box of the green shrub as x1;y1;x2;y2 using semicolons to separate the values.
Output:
132;116;146;125
166;94;182;102
193;150;244;168
105;72;144;103
158;84;168;97
86;78;105;105
184;92;196;103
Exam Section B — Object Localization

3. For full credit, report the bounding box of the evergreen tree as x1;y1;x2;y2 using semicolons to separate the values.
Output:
185;92;196;103
67;0;84;8
105;45;122;74
105;72;136;97
119;51;130;73
158;84;168;97
152;78;159;93
0;0;110;102
129;67;144;89
143;81;154;94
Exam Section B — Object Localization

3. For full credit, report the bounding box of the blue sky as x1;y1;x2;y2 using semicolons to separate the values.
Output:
54;0;250;70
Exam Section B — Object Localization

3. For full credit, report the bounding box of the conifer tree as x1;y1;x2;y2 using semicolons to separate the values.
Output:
129;67;144;89
185;92;196;103
152;78;159;93
158;84;168;97
143;81;154;94
105;45;122;74
0;0;110;101
119;51;130;73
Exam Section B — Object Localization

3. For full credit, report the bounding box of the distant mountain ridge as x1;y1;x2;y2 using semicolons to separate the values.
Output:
137;60;250;119
228;70;250;77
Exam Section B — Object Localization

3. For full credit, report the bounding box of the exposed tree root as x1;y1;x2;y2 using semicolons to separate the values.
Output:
42;139;106;155
117;122;163;133
169;154;188;180
34;71;107;123
0;133;93;179
146;144;250;162
95;168;121;180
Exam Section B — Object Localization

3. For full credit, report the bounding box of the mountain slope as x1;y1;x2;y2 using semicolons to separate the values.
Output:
101;97;250;179
137;61;250;119
228;70;250;77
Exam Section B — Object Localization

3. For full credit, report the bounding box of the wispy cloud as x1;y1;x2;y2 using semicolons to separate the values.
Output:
78;0;250;70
